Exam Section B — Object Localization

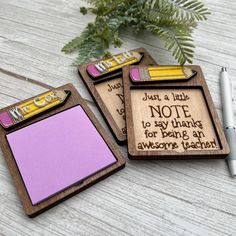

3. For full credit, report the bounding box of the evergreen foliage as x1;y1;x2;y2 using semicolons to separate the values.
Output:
62;0;210;65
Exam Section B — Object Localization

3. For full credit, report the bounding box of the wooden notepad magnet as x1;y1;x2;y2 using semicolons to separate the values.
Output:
78;48;158;144
0;83;125;217
123;65;230;159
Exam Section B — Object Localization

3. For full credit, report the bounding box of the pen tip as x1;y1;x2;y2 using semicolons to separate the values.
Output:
221;67;227;72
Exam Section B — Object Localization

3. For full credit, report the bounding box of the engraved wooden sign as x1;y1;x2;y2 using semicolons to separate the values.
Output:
123;65;230;159
78;48;158;144
131;88;219;152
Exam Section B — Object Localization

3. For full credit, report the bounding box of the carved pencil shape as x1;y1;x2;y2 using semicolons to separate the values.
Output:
86;50;143;79
0;90;71;129
130;66;197;83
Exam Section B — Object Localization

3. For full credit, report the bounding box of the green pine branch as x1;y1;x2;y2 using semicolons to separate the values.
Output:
62;0;210;65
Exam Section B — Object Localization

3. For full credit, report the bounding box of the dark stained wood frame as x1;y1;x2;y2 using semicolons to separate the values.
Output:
0;83;126;217
78;48;158;144
123;65;230;159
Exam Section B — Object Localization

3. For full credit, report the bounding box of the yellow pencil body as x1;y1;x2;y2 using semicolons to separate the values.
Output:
18;91;63;119
87;51;142;78
130;66;196;82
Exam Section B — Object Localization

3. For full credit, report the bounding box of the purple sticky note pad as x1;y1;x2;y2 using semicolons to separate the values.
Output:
7;105;117;205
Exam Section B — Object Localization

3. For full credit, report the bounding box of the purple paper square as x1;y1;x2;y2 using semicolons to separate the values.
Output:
7;105;117;205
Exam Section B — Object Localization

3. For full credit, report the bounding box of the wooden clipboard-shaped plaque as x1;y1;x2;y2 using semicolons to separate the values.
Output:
78;48;158;144
0;83;125;217
123;65;230;159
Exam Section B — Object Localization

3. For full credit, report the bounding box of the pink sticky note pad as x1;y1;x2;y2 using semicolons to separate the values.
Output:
7;105;117;205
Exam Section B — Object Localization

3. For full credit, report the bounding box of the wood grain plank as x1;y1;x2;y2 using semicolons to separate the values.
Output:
0;0;236;235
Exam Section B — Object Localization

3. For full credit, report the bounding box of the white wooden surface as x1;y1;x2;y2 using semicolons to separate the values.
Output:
0;0;236;235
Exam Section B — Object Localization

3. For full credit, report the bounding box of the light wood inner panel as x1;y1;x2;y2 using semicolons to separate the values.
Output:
95;78;126;135
131;88;220;153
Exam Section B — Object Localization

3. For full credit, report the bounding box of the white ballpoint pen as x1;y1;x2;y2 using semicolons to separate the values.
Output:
220;67;236;177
